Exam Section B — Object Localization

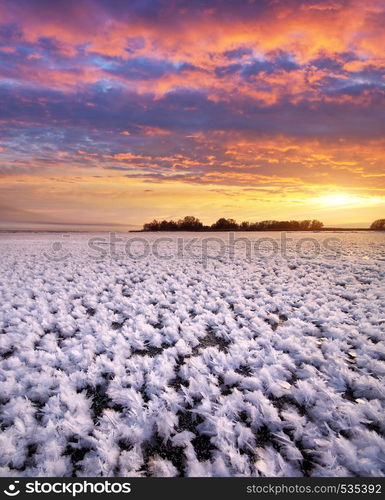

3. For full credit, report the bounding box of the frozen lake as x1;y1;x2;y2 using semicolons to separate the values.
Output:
0;231;384;476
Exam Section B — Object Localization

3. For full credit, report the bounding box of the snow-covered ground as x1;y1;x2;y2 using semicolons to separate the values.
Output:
0;231;384;477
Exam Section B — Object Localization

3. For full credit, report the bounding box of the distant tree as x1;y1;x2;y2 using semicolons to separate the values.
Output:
159;219;178;230
177;216;204;230
299;220;311;230
143;219;161;231
240;221;251;230
211;218;239;230
289;220;300;230
241;219;324;231
310;219;324;230
370;219;385;230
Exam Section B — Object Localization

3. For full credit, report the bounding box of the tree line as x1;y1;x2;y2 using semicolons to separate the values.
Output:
370;219;385;230
143;216;325;231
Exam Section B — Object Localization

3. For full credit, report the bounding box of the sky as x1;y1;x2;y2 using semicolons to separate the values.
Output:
0;0;385;230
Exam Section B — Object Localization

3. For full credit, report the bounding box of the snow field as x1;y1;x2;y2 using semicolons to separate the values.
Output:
0;231;384;477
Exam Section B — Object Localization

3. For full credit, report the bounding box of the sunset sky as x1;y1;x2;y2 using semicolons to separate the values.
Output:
1;0;384;230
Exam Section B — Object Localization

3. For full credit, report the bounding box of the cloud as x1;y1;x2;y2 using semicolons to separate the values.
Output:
0;0;385;227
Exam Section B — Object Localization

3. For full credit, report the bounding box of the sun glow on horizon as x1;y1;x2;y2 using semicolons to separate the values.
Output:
314;193;383;208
